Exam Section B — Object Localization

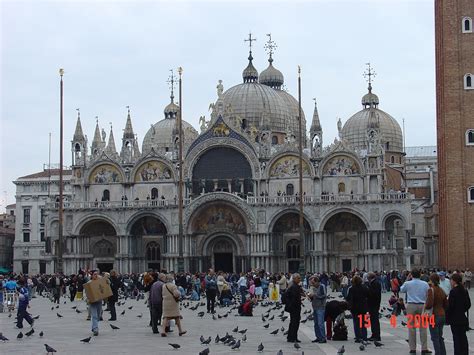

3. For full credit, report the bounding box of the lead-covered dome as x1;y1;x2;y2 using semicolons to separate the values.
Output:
341;87;403;153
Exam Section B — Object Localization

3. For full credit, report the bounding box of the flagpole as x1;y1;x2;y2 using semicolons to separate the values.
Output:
58;68;64;274
297;65;305;273
177;67;184;273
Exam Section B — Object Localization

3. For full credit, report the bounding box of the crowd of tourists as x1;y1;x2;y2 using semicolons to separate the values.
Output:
0;267;471;354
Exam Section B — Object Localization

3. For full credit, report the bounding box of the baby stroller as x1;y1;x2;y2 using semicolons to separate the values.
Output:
332;313;348;341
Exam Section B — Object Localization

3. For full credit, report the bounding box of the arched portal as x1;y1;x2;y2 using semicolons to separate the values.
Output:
323;212;367;272
129;216;167;271
271;212;311;273
80;219;117;272
207;237;236;272
191;147;253;196
384;214;406;268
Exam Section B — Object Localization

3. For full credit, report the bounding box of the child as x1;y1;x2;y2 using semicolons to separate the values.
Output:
16;278;34;329
238;297;256;316
389;295;406;316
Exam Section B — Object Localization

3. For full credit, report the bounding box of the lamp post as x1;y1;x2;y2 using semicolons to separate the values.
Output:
297;66;305;274
58;68;64;274
177;67;184;273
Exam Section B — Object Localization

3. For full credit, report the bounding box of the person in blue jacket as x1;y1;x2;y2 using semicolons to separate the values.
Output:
16;278;34;328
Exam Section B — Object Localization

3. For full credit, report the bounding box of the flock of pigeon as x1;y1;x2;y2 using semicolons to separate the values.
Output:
0;290;393;354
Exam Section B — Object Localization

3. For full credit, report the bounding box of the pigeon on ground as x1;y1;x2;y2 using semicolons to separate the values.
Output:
128;306;133;310
39;331;44;337
281;316;288;322
199;348;210;355
294;342;301;349
359;344;365;351
263;323;270;328
8;313;12;318
215;334;220;343
121;310;126;316
257;342;264;352
72;306;77;309
33;315;40;320
337;345;345;354
261;314;266;321
269;315;274;320
231;340;241;350
80;336;92;343
238;328;247;334
277;350;283;355
242;334;247;342
44;344;57;353
56;305;59;309
56;313;63;318
110;324;120;330
75;309;82;313
374;341;384;347
202;336;211;345
25;328;34;337
401;321;407;326
212;314;216;320
50;307;54;311
168;343;181;349
0;333;9;341
200;335;205;343
198;311;205;318
17;332;23;340
232;326;239;332
137;313;143;318
270;329;279;335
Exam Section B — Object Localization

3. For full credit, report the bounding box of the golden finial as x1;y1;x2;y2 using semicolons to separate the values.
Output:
59;68;64;76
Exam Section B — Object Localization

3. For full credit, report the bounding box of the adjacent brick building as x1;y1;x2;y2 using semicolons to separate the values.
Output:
435;0;474;269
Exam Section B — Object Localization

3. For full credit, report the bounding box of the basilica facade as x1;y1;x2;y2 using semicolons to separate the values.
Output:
38;45;413;275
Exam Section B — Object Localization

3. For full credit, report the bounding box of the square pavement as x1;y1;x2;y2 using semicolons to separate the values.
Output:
1;289;474;354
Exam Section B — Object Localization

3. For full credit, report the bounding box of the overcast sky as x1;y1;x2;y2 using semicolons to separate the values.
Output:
0;0;435;210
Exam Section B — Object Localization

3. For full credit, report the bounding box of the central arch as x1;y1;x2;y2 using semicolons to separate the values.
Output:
79;219;117;272
202;234;240;273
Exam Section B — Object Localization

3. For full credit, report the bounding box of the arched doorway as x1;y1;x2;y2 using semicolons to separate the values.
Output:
130;216;167;271
271;212;311;272
384;215;405;268
323;212;367;271
80;219;117;272
209;237;235;272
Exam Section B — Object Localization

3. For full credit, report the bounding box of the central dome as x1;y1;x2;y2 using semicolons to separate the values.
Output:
220;82;305;134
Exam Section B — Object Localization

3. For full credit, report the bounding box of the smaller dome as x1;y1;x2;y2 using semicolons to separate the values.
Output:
164;100;179;118
259;61;284;89
362;84;379;108
242;52;259;83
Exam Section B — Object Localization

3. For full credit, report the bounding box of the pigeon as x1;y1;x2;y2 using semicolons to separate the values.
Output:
281;316;288;322
168;343;181;349
281;326;285;331
39;331;44;337
257;342;264;352
232;326;239;333
270;329;279;335
202;336;211;345
17;332;23;340
238;328;247;334
269;315;274;320
212;314;216;320
277;350;283;355
128;306;134;310
0;333;9;341
359;344;365;351
374;341;384;347
56;305;59;309
51;307;54;311
110;324;120;330
72;306;77;309
80;336;92;343
44;344;57;353
25;328;34;337
215;334;220;343
56;313;63;318
121;310;126;316
75;309;82;313
231;340;241;350
261;315;266;322
198;311;205;318
137;313;143;318
8;313;12;318
263;323;270;328
33;315;40;320
63;301;66;304
199;348;210;355
294;342;301;350
242;334;247;342
337;345;345;354
401;321;407;327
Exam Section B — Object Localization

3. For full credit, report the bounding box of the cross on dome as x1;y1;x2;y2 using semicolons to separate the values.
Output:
167;69;177;102
264;33;277;63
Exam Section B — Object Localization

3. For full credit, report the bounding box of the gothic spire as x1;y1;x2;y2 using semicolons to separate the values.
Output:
123;106;135;139
91;117;102;148
310;99;322;131
105;124;117;156
73;109;85;142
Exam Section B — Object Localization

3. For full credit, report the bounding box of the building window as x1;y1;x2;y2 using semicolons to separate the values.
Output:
469;187;474;203
151;188;158;200
23;232;30;242
286;184;294;196
463;17;472;33
466;129;474;145
40;230;45;242
40;208;45;224
23;208;30;223
465;74;473;89
146;242;161;261
39;261;46;274
22;261;29;274
410;238;418;250
286;239;300;259
45;237;51;253
102;189;110;201
272;136;278;145
338;182;346;194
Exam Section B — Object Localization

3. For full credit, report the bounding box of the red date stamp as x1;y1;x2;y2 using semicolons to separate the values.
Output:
358;314;435;328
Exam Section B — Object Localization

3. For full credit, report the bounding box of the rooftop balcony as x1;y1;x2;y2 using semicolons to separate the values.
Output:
45;192;410;211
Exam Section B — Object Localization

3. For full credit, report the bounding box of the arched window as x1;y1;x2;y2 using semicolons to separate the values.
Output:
146;242;161;261
465;74;473;89
391;156;395;163
286;183;294;196
338;182;346;194
102;189;110;201
241;119;247;130
151;188;158;199
463;17;472;33
468;187;474;202
95;239;114;257
466;130;474;145
272;136;278;145
75;143;81;152
286;239;300;259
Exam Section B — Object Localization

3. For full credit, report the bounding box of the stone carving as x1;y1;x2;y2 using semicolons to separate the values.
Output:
216;80;224;98
269;156;310;178
135;161;173;182
192;203;246;234
90;164;122;184
323;155;359;176
199;116;208;132
213;122;230;137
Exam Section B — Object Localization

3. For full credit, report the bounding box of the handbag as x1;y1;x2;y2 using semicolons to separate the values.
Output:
166;285;180;303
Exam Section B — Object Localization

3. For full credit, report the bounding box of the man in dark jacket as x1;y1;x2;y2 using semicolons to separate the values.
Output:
285;273;303;343
205;269;218;314
346;275;369;342
150;273;166;334
448;273;471;355
367;272;382;341
107;270;121;321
